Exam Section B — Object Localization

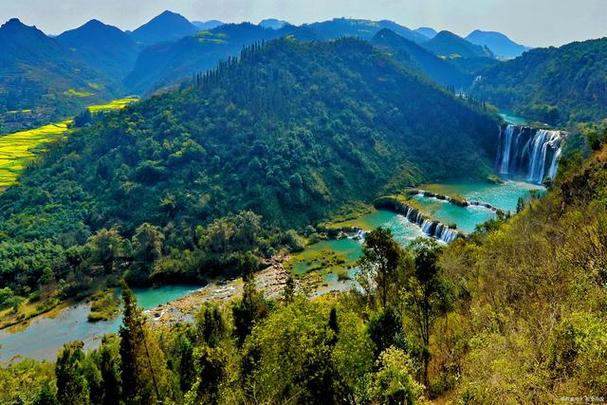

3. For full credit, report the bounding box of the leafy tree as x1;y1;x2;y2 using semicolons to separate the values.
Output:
403;238;452;385
368;347;424;404
359;227;405;309
98;336;122;405
194;303;227;348
118;281;170;404
55;341;90;405
232;278;270;345
87;228;126;274
187;346;227;405
367;308;407;360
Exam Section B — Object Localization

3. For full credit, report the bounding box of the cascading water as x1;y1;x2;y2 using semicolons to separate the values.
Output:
496;125;566;184
399;205;459;243
498;125;515;174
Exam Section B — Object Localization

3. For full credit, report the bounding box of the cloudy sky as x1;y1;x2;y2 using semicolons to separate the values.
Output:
2;0;606;47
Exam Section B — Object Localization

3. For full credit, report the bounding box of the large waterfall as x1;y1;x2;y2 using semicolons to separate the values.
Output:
496;125;566;184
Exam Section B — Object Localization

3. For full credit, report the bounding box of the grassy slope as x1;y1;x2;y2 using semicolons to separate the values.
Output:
437;136;607;401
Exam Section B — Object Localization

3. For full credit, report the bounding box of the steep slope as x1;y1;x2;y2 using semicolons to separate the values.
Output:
466;29;529;59
440;123;607;402
423;30;494;59
306;18;428;44
57;19;139;78
472;37;607;124
130;10;197;46
371;29;471;88
0;19;118;133
415;27;437;39
0;38;498;248
124;23;316;94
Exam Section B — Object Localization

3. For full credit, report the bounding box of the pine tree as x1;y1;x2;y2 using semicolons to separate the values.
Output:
119;281;161;404
99;337;122;405
55;341;91;405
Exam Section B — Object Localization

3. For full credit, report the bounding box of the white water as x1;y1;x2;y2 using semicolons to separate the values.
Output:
499;125;515;174
497;125;565;184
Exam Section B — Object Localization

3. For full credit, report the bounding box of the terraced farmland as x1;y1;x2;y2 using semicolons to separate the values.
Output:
0;97;138;189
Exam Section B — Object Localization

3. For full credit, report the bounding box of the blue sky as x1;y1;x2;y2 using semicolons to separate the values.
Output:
2;0;606;47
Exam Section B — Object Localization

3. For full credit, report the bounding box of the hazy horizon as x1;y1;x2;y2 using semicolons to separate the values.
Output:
1;0;606;48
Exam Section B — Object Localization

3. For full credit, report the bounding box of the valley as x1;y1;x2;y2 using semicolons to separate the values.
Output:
0;5;605;404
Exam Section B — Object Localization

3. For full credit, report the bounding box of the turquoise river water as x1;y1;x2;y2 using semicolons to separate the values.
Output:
0;181;543;362
0;285;200;362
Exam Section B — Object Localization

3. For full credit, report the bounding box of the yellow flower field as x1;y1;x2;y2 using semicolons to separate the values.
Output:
0;97;139;189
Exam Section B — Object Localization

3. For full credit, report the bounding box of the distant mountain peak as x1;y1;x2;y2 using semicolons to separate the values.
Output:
422;30;494;59
192;20;224;31
466;29;529;59
131;9;197;46
415;27;438;39
259;18;289;30
2;18;32;31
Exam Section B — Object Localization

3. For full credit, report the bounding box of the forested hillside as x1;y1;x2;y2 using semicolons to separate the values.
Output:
0;19;120;133
5;123;606;405
422;30;495;59
124;23;315;94
57;19;140;79
438;121;607;401
473;37;607;124
371;29;472;89
0;38;497;300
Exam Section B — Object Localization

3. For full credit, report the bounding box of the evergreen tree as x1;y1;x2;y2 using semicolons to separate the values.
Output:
99;336;122;405
232;278;270;345
55;341;90;405
118;281;160;404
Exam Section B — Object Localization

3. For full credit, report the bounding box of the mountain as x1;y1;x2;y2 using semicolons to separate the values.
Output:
371;29;471;88
0;38;498;290
466;29;529;59
306;18;428;44
422;30;495;59
472;37;607;124
124;23;316;94
130;10;197;46
192;20;224;31
260;18;289;30
415;27;438;39
57;19;139;78
0;18;118;132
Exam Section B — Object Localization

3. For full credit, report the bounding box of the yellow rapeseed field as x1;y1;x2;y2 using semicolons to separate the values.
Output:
0;97;138;189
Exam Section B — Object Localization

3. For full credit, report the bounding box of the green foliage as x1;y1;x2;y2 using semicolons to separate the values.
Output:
232;278;271;345
358;227;407;309
368;347;425;404
55;341;90;405
473;37;607;125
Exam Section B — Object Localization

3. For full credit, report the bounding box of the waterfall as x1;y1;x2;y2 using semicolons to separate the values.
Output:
498;125;515;174
496;125;566;184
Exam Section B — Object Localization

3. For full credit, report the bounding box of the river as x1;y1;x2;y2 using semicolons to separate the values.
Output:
0;285;200;363
0;181;544;363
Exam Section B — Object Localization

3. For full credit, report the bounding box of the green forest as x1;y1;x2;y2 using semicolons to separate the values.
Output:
0;38;497;305
3;121;607;402
472;37;607;125
1;7;607;405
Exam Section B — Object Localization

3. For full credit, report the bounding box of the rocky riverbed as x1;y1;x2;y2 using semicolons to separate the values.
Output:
144;256;291;326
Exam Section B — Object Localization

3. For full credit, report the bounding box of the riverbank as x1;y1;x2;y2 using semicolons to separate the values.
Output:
145;255;290;326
